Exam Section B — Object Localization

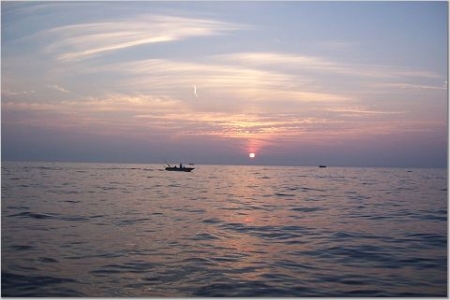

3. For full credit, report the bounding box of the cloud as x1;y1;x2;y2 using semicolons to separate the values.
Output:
41;14;248;61
3;91;431;146
328;107;408;116
72;51;443;110
0;93;310;139
77;57;352;105
47;84;70;93
371;82;447;91
215;52;442;80
79;52;439;106
2;89;36;96
3;86;445;166
214;52;339;70
1;93;188;138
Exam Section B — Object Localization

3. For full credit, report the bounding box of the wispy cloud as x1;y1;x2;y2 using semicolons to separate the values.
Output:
3;90;432;145
328;107;408;116
2;89;36;96
77;57;352;105
214;52;339;70
47;84;70;93
71;50;442;110
42;14;248;61
215;52;442;80
372;82;447;91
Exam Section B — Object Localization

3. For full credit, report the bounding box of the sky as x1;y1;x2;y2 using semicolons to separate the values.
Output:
1;1;448;168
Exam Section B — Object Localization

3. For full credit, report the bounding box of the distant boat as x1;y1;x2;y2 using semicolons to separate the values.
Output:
165;162;194;172
319;165;327;168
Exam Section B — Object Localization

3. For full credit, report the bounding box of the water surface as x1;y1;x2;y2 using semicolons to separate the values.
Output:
2;162;447;296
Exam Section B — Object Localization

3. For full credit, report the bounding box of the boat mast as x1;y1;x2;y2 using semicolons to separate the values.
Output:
163;159;171;167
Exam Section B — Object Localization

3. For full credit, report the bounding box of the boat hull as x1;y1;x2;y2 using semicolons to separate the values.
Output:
165;167;194;172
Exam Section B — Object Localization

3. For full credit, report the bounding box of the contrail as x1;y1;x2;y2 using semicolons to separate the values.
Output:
193;85;198;97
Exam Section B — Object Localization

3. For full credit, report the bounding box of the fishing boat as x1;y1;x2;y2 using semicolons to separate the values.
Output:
165;162;194;172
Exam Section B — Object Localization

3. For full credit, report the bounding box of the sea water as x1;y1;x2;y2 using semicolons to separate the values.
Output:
1;161;447;297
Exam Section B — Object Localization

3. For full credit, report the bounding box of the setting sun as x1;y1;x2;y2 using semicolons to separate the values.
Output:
249;152;256;158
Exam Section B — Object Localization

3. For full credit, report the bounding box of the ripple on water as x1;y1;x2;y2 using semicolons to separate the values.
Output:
7;211;91;222
10;245;34;251
90;261;160;275
1;272;84;297
290;206;325;212
193;281;317;297
202;217;222;224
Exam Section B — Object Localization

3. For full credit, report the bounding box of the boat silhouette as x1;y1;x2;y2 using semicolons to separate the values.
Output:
164;161;194;172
